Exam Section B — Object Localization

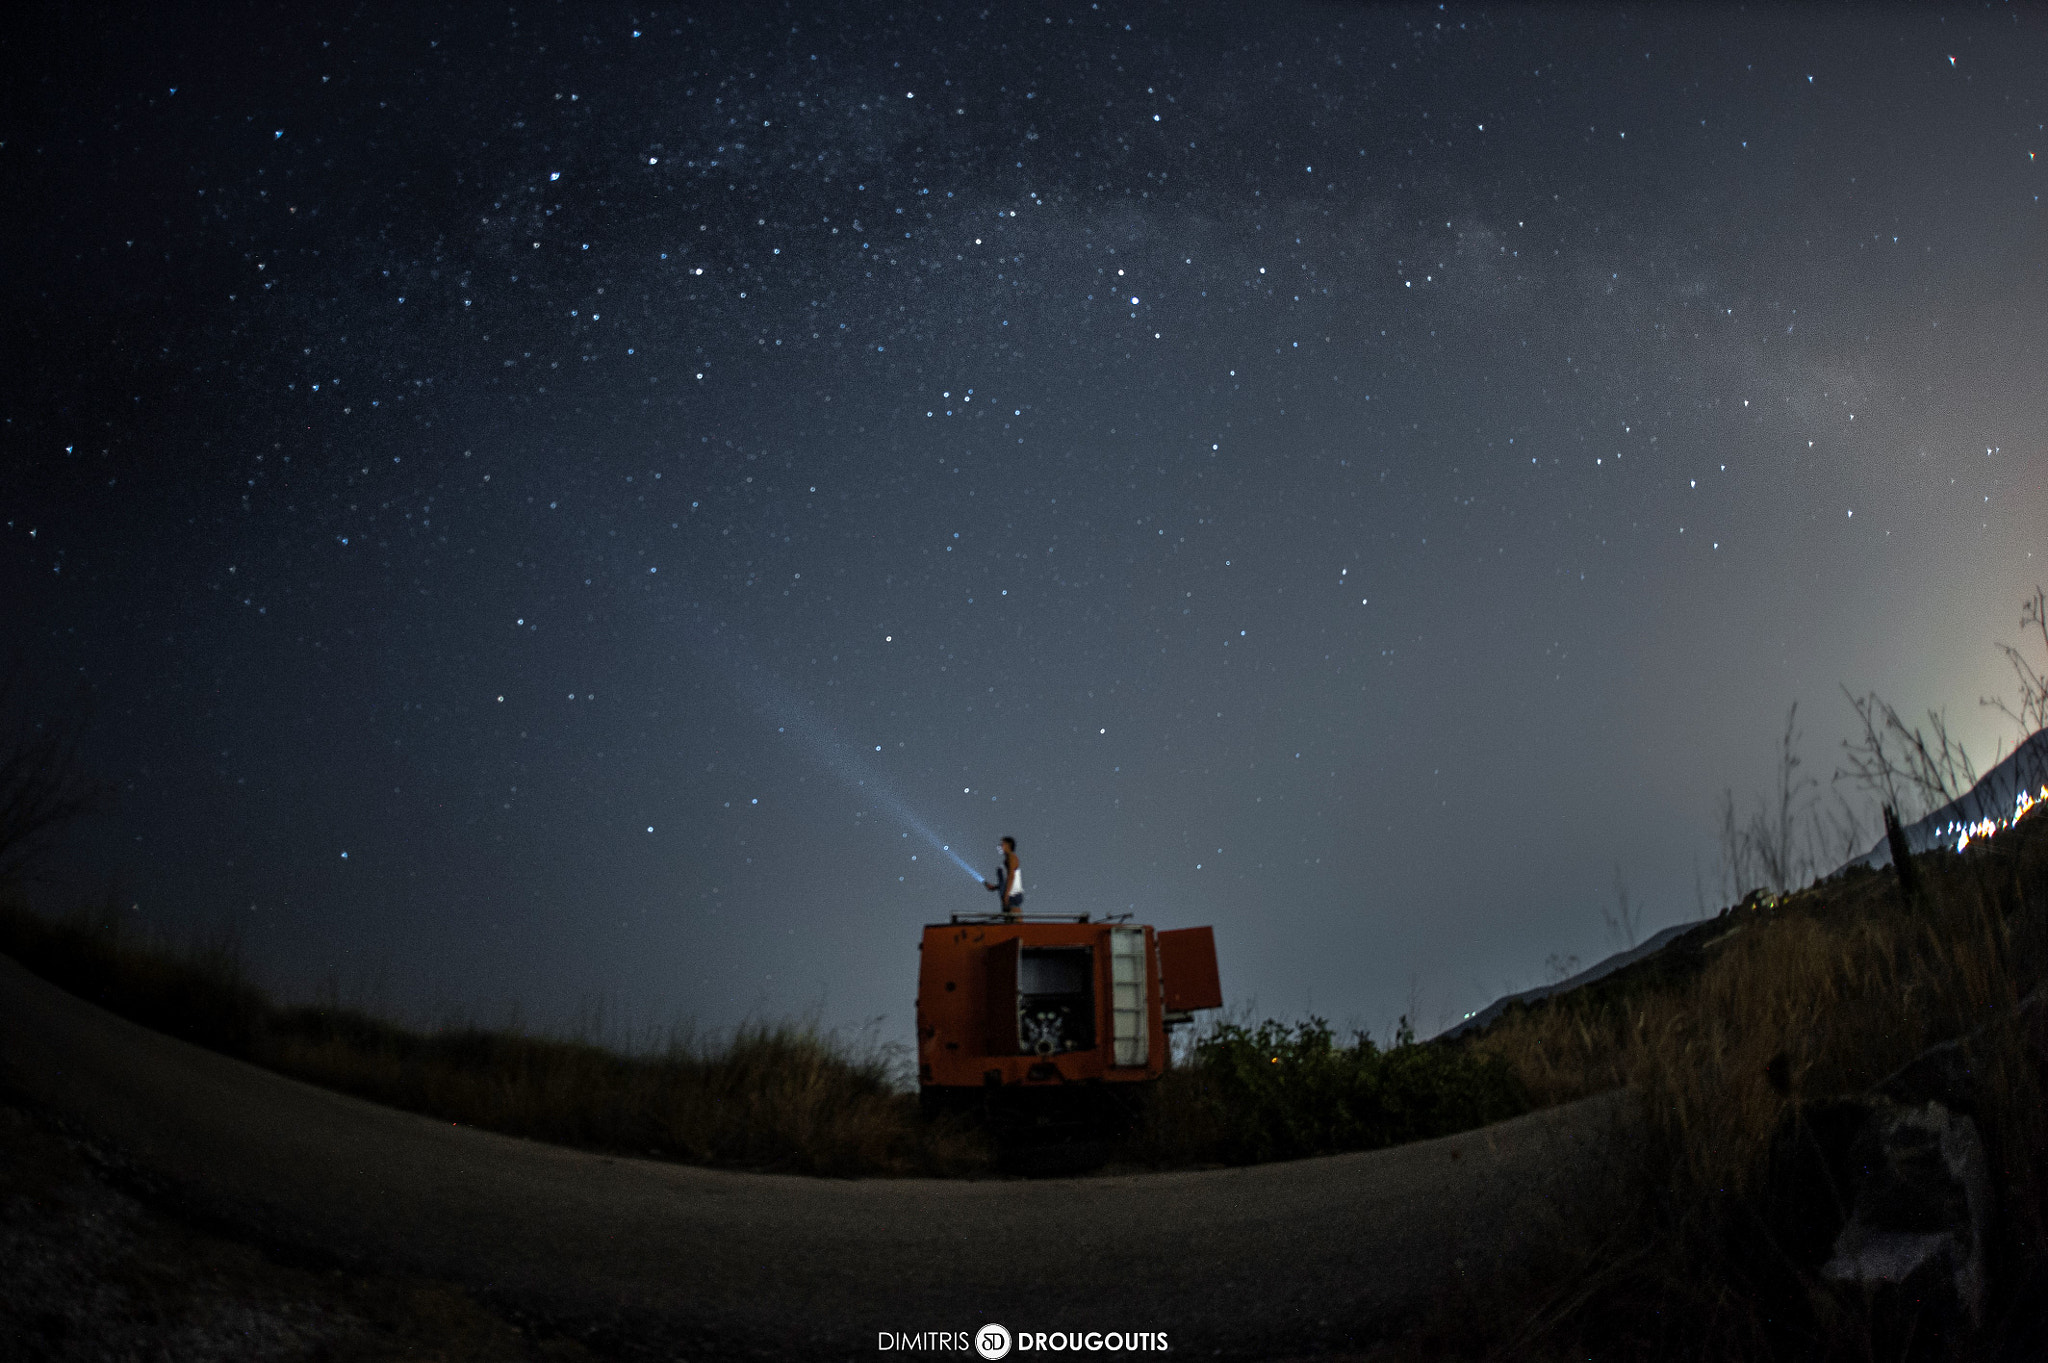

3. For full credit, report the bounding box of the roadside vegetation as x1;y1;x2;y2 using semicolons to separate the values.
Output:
1400;588;2048;1360
1122;1013;1527;1167
0;897;988;1178
0;889;1525;1178
1442;808;2048;1360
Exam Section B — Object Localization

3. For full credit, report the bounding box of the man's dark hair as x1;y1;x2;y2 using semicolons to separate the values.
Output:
1001;836;1017;850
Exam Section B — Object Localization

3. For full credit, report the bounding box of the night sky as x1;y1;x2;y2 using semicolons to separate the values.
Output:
9;4;2046;1046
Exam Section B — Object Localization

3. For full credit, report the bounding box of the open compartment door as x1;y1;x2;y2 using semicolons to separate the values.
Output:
984;936;1021;1056
1158;926;1223;1012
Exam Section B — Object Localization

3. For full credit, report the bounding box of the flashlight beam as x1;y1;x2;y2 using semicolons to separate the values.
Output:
685;618;985;882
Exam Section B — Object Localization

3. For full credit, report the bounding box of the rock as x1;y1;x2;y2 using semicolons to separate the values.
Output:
1764;985;2036;1351
1759;984;2044;1355
1816;1098;1990;1337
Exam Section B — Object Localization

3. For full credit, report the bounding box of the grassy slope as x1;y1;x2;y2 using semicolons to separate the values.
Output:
1437;805;2048;1359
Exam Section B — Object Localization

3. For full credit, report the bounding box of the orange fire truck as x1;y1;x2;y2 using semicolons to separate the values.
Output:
915;913;1223;1142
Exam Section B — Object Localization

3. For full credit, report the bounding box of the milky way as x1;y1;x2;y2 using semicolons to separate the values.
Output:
10;3;2046;1040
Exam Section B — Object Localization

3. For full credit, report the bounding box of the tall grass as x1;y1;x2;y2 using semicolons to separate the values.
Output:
0;898;988;1178
1456;806;2048;1358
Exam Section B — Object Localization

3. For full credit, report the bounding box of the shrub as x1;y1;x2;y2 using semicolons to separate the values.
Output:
1135;1015;1527;1166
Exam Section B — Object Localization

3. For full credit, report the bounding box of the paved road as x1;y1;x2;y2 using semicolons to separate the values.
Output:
0;953;1637;1359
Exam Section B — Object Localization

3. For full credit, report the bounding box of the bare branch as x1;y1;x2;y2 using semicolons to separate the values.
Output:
1716;703;1858;897
0;678;107;889
1602;861;1642;950
1837;688;1976;824
1727;703;1820;894
1982;586;2048;785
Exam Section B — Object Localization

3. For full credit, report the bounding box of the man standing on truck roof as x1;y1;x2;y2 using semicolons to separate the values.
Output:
985;836;1023;917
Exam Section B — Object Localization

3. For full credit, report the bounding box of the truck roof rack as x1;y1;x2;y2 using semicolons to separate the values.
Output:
942;911;1134;925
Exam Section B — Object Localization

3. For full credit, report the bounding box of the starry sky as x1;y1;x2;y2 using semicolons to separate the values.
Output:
9;3;2046;1045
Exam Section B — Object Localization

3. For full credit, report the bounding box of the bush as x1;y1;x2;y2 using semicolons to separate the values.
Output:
1135;1015;1527;1166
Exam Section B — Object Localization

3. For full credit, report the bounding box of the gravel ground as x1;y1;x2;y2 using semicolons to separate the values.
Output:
0;1096;596;1362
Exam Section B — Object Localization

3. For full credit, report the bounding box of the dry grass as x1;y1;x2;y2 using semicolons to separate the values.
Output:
259;1010;992;1178
1451;809;2048;1359
0;898;989;1179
